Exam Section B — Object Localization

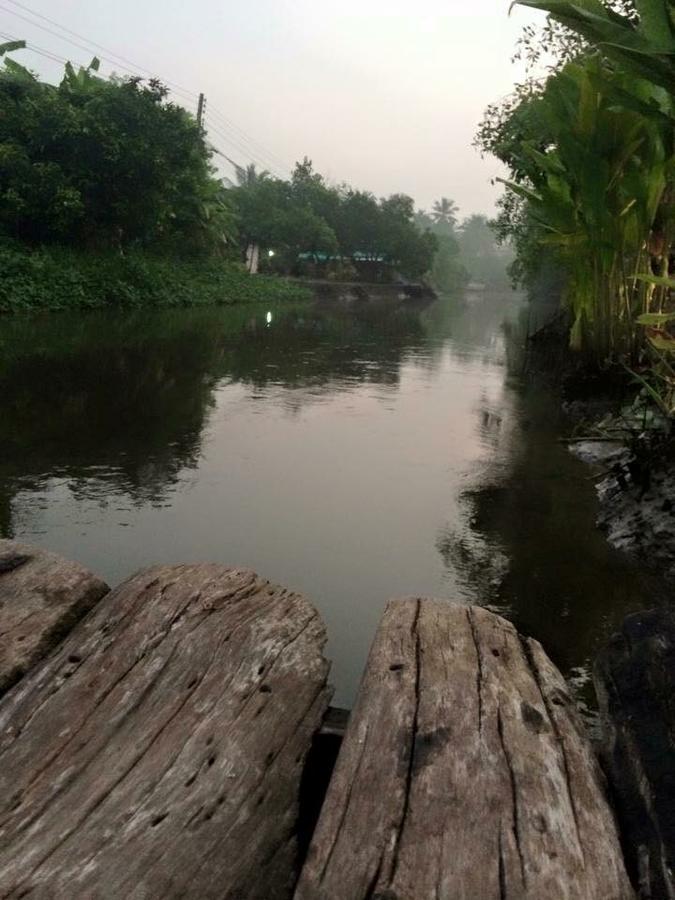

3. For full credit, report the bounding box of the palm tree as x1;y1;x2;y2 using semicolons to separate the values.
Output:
220;159;270;189
232;162;270;187
431;197;459;228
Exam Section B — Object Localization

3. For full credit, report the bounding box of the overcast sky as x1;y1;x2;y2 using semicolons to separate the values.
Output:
2;1;546;218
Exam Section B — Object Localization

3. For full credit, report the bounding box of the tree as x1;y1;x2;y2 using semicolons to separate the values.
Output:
228;160;438;279
431;197;459;230
230;162;270;187
0;54;232;254
457;215;511;286
431;232;467;292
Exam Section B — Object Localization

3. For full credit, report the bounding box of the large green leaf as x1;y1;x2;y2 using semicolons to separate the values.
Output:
635;0;674;45
648;331;675;352
515;0;675;91
634;274;675;288
0;40;26;56
637;312;675;324
496;178;543;205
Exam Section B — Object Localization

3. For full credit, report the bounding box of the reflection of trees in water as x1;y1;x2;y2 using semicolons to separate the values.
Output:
1;323;217;506
0;300;434;536
439;382;672;689
420;290;525;373
222;302;431;391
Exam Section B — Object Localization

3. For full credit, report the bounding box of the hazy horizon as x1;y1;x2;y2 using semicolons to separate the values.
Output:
1;1;546;218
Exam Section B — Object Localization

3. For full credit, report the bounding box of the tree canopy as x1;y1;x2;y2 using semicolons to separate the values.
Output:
228;158;438;279
0;51;234;256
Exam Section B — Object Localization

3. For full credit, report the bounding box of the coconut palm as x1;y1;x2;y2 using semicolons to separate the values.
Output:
431;197;459;228
232;162;270;187
220;160;271;191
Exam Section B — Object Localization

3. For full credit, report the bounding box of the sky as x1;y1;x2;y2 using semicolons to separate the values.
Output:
0;0;547;219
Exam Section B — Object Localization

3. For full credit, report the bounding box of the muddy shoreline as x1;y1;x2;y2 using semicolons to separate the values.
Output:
525;316;675;581
570;438;675;579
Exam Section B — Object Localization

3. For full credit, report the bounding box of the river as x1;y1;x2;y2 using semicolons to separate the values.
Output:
0;292;662;708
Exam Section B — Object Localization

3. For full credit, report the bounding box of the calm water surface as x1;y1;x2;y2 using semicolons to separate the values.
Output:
1;294;661;706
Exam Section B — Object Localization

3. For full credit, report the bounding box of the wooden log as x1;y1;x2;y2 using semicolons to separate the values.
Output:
0;539;109;696
296;599;634;900
595;607;675;900
0;564;332;899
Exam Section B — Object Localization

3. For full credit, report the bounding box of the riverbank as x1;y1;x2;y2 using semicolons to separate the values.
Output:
524;315;675;580
0;243;311;312
570;433;675;578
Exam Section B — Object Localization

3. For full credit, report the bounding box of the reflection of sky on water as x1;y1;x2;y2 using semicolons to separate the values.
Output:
1;293;665;706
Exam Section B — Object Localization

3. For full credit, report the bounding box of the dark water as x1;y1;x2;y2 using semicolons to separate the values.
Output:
0;294;660;707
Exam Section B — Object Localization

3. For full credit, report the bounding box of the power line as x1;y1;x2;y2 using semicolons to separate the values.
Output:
0;3;195;103
204;106;291;176
2;0;198;100
208;144;245;172
204;116;285;178
0;3;291;176
0;29;74;66
207;105;292;174
0;36;244;184
205;121;282;177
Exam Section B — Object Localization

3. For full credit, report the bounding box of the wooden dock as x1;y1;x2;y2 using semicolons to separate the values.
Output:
0;539;657;898
296;599;633;900
0;554;331;899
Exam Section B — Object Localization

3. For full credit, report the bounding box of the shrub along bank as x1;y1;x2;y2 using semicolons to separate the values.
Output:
0;243;310;313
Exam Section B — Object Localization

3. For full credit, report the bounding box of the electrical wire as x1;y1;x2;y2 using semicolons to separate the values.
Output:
1;29;75;66
207;105;292;174
2;0;198;100
1;3;292;175
203;116;285;179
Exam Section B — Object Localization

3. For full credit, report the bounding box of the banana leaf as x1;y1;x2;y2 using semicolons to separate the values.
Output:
0;40;25;56
637;312;675;324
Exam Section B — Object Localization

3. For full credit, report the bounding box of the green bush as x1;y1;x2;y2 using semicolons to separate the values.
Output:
0;243;311;312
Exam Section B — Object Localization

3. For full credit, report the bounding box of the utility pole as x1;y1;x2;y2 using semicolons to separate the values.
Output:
196;93;205;130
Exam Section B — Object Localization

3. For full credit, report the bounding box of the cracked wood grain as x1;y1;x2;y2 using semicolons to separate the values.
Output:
0;563;332;899
0;540;109;697
295;599;634;900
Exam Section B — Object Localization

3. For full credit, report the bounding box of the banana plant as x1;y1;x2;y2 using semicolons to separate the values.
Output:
0;40;25;56
500;56;669;356
514;0;675;93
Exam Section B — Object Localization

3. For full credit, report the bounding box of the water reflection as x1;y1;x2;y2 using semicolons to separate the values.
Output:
0;292;665;706
442;318;673;717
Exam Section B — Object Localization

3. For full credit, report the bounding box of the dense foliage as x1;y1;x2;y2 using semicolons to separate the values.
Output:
0;46;452;303
479;0;674;402
0;50;235;257
228;158;439;280
0;242;310;312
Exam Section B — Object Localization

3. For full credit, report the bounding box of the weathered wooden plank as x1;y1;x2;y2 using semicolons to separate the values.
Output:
0;539;109;696
0;564;332;899
296;599;634;900
595;607;675;900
